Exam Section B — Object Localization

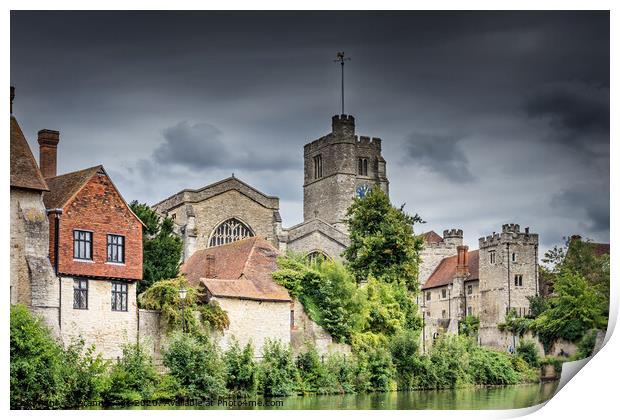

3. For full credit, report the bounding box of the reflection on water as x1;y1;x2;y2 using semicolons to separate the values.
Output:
102;381;559;410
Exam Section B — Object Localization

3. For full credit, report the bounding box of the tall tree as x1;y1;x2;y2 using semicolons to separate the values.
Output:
343;187;424;292
130;201;183;294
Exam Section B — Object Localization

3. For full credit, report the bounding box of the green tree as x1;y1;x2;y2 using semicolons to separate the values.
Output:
343;187;424;292
10;304;67;409
258;339;299;396
530;268;607;351
130;201;183;294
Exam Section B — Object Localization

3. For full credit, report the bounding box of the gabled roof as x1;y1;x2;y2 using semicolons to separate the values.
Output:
422;250;480;290
181;237;291;302
43;165;146;227
43;165;102;209
153;176;280;212
10;116;48;191
421;230;443;245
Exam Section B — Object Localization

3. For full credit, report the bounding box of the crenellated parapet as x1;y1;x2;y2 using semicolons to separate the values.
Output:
479;224;538;249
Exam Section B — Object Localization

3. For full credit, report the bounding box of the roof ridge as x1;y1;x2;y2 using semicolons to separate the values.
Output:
45;164;103;181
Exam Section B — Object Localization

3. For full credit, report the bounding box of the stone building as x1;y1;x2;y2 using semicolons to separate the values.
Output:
180;236;347;357
418;224;539;350
154;114;389;263
10;88;59;335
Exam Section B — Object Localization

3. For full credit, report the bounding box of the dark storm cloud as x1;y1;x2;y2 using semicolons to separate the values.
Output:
10;11;610;249
524;82;609;145
401;132;474;183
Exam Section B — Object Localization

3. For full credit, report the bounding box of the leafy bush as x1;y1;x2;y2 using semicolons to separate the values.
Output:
258;339;299;396
224;339;258;396
576;329;599;359
296;344;339;394
324;353;358;394
467;346;519;385
62;338;110;407
516;340;540;367
10;304;67;409
389;329;420;390
360;346;395;392
102;343;159;405
162;333;227;400
139;276;229;333
428;335;471;388
459;315;480;337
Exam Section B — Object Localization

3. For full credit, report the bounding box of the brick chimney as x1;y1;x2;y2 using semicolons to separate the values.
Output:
10;86;15;115
456;245;469;277
205;254;215;278
38;129;60;179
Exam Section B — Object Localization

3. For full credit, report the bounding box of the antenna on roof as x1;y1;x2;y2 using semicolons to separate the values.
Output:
334;52;351;115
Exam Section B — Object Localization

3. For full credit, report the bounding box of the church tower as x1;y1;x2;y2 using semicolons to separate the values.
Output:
303;114;389;232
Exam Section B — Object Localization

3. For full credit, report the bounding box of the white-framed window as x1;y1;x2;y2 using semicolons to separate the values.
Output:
514;274;523;287
489;250;496;264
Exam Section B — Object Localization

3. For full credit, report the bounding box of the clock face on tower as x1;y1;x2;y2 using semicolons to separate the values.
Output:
356;184;370;198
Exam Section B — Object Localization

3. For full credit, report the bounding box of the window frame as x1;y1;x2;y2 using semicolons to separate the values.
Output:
425;291;431;301
111;281;129;312
358;157;369;176
73;229;93;261
441;288;447;299
313;154;323;179
514;274;523;287
512;252;517;263
107;234;125;264
489;250;496;264
467;284;473;295
467;306;473;316
73;278;89;310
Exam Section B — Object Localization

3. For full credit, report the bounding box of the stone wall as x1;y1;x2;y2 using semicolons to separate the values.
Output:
419;239;459;285
282;219;349;261
59;276;138;360
291;300;351;357
10;187;60;336
211;297;291;358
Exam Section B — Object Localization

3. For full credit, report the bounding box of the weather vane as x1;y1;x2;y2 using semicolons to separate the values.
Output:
334;52;351;115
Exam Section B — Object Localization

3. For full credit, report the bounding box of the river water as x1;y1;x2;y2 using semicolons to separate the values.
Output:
100;381;559;410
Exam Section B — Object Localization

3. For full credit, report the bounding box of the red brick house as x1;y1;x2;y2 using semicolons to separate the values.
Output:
40;131;144;358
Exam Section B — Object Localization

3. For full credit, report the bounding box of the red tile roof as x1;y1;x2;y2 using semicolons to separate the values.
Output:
10;117;48;191
422;250;479;290
43;165;103;209
421;230;444;244
181;237;291;302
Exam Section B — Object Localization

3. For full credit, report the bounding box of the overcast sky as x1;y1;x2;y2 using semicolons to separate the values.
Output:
10;11;609;252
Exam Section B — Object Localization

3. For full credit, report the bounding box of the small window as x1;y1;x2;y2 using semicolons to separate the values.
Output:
441;289;447;299
426;291;431;301
467;284;473;295
358;158;368;176
73;279;88;309
313;154;323;179
107;234;125;263
467;306;473;316
426;311;431;318
442;309;447;319
290;310;295;328
514;274;523;287
170;213;176;220
512;252;517;263
489;250;496;264
73;230;93;260
111;282;128;311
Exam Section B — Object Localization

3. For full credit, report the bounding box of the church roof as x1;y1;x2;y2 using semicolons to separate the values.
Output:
10;116;49;191
421;230;444;244
422;249;479;290
181;237;291;302
153;176;280;212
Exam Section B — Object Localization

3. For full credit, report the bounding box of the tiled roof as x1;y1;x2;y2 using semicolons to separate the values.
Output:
422;249;479;290
422;230;443;244
181;237;291;302
43;165;103;209
10;117;48;191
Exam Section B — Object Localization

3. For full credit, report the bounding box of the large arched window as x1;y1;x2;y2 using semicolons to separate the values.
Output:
209;218;254;247
306;250;331;265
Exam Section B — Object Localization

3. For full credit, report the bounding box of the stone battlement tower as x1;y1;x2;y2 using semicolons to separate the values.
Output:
303;115;389;232
478;223;539;348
